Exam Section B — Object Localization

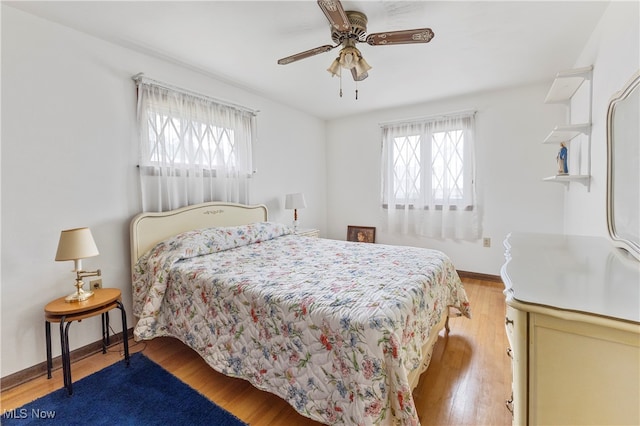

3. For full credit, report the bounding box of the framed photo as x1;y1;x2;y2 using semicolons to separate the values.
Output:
347;226;376;243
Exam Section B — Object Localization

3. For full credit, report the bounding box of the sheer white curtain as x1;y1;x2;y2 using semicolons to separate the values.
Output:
380;111;480;239
135;76;257;212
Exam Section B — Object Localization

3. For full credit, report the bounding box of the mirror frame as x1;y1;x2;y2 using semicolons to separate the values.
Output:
606;69;640;260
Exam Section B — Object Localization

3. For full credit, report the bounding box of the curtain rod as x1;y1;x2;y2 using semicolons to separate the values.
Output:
378;108;476;127
132;73;259;116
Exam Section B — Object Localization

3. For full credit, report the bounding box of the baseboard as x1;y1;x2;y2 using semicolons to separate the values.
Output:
457;270;503;286
0;328;133;392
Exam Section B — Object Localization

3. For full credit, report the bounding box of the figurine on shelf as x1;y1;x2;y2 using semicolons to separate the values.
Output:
557;142;568;175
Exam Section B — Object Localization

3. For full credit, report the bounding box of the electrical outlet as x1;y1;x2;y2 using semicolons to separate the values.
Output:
482;237;491;248
90;278;102;290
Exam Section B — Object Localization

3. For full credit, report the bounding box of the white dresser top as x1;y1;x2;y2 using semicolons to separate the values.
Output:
501;233;640;324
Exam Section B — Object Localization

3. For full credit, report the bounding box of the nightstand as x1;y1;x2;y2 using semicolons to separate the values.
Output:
44;288;130;395
296;228;320;238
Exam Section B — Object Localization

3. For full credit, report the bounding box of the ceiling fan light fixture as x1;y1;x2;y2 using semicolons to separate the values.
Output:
338;46;358;69
327;58;341;77
354;56;372;78
328;46;371;78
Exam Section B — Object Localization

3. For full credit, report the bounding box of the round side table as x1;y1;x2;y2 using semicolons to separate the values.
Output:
44;288;130;395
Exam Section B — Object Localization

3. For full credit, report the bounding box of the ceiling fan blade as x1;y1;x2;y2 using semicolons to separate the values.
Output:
317;0;350;32
351;68;368;82
366;28;435;46
277;45;335;65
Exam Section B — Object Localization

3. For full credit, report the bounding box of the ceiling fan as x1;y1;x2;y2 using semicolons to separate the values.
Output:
277;0;434;92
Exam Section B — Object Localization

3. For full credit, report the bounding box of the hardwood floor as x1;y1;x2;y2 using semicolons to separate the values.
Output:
1;278;512;425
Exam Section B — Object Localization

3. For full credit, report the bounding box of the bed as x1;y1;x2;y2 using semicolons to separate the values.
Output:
130;202;471;425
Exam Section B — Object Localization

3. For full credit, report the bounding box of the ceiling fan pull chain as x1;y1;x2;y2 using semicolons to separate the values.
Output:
355;79;359;100
339;69;343;97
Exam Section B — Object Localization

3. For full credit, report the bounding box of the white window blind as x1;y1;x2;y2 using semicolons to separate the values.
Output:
381;111;480;239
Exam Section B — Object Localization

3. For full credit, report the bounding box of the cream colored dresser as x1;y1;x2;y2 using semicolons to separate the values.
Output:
501;233;640;425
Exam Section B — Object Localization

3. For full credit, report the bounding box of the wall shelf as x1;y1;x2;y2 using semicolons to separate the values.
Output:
542;174;590;186
544;66;593;103
543;123;591;144
543;66;593;188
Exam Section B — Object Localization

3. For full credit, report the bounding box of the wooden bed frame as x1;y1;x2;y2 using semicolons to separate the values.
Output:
129;201;451;393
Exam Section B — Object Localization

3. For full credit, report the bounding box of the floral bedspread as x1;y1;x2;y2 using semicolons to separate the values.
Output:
133;222;471;425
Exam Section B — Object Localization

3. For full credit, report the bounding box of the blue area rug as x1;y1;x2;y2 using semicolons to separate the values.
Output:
2;352;247;425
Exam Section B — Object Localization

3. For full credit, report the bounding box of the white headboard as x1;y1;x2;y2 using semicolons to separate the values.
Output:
130;202;268;268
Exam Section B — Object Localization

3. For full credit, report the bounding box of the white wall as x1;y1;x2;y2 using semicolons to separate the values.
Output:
325;83;567;275
1;6;326;377
564;1;640;236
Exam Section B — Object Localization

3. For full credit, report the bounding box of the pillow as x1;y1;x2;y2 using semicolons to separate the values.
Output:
148;221;291;261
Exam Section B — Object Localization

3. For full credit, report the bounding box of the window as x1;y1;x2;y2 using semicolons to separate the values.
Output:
144;109;239;175
135;76;257;211
384;116;473;208
381;112;479;239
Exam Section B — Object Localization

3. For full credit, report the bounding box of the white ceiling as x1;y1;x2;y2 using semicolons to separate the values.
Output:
6;1;610;120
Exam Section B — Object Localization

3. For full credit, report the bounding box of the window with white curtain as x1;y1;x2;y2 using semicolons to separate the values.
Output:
381;112;480;239
134;75;257;212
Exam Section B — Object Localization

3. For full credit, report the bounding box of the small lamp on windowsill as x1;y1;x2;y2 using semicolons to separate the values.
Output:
285;193;307;232
55;227;101;303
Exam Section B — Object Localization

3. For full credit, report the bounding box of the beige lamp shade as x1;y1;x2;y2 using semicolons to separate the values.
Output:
55;227;99;265
285;193;307;210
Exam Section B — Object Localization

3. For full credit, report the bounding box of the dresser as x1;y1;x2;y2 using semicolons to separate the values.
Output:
501;233;640;425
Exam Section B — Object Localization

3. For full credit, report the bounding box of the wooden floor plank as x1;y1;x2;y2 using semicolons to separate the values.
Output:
1;278;512;425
